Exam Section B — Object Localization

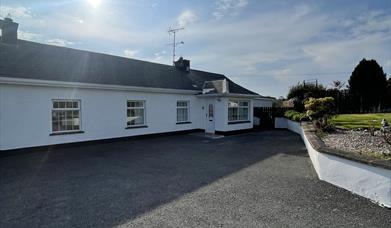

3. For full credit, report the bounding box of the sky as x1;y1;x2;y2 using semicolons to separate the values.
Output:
1;0;390;98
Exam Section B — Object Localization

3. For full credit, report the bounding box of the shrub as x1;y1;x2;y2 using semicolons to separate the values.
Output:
304;97;335;131
287;82;327;112
284;110;306;122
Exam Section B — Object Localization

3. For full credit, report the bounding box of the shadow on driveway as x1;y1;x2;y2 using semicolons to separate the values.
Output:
0;130;389;227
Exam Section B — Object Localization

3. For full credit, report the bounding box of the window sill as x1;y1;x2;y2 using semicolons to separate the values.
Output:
50;131;84;136
176;121;192;125
125;125;148;129
228;120;251;125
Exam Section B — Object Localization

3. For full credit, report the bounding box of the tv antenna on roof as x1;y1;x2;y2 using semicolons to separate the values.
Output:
168;26;184;65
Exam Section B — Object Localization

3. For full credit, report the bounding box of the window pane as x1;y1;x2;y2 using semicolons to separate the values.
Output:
238;107;249;120
59;101;66;108
228;107;237;121
228;108;233;121
128;101;144;108
52;121;59;132
66;121;73;130
66;101;73;108
177;101;188;107
66;110;73;119
238;108;244;120
177;108;188;122
128;109;144;125
177;109;182;122
53;101;59;109
183;109;188;121
208;104;214;118
73;111;80;128
73;101;79;109
239;101;249;107
243;108;249;120
59;110;66;120
60;120;67;131
52;110;58;121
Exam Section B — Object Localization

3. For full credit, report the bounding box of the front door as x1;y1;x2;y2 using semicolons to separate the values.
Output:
205;103;215;134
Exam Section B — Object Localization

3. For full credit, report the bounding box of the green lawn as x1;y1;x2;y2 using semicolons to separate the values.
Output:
332;113;391;129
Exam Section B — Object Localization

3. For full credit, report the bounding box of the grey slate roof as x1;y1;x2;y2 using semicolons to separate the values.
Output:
0;39;258;95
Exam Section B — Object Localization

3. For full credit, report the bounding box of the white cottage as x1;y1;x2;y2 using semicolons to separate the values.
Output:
0;18;268;151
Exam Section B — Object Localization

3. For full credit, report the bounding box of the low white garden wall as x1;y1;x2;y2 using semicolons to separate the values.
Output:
275;117;391;208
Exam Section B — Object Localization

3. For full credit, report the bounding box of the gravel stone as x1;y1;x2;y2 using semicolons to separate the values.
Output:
323;129;391;155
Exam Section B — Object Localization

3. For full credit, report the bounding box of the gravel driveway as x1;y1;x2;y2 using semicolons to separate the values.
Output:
0;130;390;227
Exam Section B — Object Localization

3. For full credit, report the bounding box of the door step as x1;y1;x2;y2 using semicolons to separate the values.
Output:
190;132;224;139
204;133;224;139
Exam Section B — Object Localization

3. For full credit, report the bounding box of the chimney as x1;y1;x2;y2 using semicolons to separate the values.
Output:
0;17;19;45
174;57;190;72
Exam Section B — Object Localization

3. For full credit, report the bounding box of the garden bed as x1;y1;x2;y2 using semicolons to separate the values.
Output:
322;129;391;160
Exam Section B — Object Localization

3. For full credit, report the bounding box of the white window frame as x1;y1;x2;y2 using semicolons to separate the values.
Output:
51;99;82;133
228;99;250;122
127;100;146;127
176;100;190;123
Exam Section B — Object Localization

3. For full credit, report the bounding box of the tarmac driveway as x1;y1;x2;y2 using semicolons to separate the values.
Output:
0;130;390;227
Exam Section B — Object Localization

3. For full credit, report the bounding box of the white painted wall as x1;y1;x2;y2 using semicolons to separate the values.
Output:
0;84;204;150
276;117;391;208
198;97;253;133
215;97;253;132
253;98;274;107
0;84;255;150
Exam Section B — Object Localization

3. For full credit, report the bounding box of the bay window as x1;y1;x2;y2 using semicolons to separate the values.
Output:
228;99;249;122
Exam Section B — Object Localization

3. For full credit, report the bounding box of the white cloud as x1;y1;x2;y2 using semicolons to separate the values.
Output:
140;50;171;64
302;12;391;70
0;6;32;18
153;50;167;61
180;5;390;97
46;38;74;47
213;0;248;20
123;49;139;58
177;10;197;27
6;1;389;97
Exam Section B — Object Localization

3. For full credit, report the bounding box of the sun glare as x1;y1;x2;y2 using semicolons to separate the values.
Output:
87;0;102;8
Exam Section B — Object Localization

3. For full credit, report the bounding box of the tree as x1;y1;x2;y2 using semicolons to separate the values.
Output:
348;59;387;112
328;80;346;114
381;78;391;111
287;82;326;111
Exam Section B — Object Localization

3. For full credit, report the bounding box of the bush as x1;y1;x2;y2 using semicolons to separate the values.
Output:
284;110;306;122
304;97;335;131
287;82;327;112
